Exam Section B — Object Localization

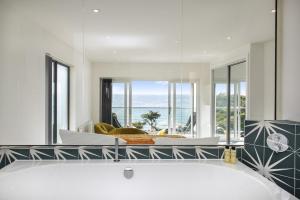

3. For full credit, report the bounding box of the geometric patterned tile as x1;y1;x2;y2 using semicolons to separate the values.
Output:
296;189;300;200
242;144;265;171
243;120;300;199
172;146;196;159
264;148;295;178
29;146;54;160
0;147;29;166
244;120;265;146
53;147;79;160
102;146;126;160
296;128;300;153
272;174;295;195
195;146;219;159
270;122;296;151
78;146;102;160
125;146;150;159
149;146;173;159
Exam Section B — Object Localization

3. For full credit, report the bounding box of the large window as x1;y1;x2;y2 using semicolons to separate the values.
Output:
112;82;126;127
111;80;196;136
212;61;247;143
46;56;70;144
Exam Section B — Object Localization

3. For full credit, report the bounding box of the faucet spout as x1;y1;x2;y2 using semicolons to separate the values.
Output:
114;137;120;162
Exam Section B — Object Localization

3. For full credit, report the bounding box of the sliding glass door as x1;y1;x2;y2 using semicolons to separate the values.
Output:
111;80;197;137
46;56;70;144
131;81;168;132
212;61;247;144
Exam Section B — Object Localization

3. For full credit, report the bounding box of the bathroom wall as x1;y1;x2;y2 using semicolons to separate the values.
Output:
211;40;276;121
242;120;300;198
0;3;92;144
277;0;300;122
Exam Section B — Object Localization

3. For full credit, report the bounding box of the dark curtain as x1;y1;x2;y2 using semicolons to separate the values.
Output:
100;78;112;124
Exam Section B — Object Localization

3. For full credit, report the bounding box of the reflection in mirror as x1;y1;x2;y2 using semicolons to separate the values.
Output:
0;0;275;145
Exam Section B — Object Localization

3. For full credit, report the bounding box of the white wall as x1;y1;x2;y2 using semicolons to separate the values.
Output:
278;0;300;121
248;41;275;120
91;63;212;137
211;41;275;121
0;3;92;144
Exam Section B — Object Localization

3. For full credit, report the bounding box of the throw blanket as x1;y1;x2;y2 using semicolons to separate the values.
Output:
117;134;185;145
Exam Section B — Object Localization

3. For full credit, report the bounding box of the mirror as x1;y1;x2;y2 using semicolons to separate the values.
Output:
0;0;276;145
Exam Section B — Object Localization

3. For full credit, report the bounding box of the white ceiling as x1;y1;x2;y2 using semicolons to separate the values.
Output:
11;0;275;63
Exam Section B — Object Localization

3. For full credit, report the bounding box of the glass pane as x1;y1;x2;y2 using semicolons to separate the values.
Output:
51;63;55;139
56;64;69;143
132;81;168;132
112;83;125;127
176;83;193;136
213;67;228;141
230;62;247;142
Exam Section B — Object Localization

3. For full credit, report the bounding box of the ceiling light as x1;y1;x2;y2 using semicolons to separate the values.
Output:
226;36;232;40
271;9;276;13
92;9;100;13
105;36;111;39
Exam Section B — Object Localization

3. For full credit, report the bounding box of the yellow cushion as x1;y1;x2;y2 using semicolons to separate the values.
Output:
157;129;168;136
101;123;115;132
110;128;148;135
94;122;116;134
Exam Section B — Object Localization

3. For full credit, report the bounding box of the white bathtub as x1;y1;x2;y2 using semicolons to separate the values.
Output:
0;160;297;200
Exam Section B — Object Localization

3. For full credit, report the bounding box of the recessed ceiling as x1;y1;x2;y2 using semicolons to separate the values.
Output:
9;0;275;63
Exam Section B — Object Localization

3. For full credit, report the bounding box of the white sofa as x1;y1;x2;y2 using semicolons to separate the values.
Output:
59;130;127;145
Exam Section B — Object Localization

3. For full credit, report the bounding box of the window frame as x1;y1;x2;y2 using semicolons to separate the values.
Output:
111;80;197;136
211;60;247;144
45;55;70;144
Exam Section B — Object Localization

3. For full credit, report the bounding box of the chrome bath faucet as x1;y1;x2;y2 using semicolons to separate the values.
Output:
114;137;120;162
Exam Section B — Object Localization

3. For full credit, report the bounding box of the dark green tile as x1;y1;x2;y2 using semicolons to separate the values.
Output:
101;146;125;160
264;148;294;178
125;147;149;159
195;147;218;159
296;125;300;135
296;129;300;152
149;147;172;159
78;147;102;160
236;147;243;159
272;175;295;196
54;148;78;160
29;147;54;160
296;152;300;172
172;147;195;159
218;147;224;159
242;144;264;171
244;121;264;146
296;189;300;199
9;148;29;160
0;156;6;169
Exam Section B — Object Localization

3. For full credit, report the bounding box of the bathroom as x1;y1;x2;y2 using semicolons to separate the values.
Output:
0;0;299;199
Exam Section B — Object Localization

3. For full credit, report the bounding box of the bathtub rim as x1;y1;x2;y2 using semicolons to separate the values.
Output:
0;159;298;200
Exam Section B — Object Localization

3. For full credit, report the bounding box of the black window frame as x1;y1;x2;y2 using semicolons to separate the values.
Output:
45;55;70;145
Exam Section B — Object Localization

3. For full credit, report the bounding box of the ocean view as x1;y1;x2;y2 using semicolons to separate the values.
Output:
112;94;192;130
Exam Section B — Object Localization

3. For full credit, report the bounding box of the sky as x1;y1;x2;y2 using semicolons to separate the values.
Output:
113;81;192;95
215;82;247;96
113;81;246;96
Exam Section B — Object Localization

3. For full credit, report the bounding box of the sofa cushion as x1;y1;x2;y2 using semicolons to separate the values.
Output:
109;128;148;135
